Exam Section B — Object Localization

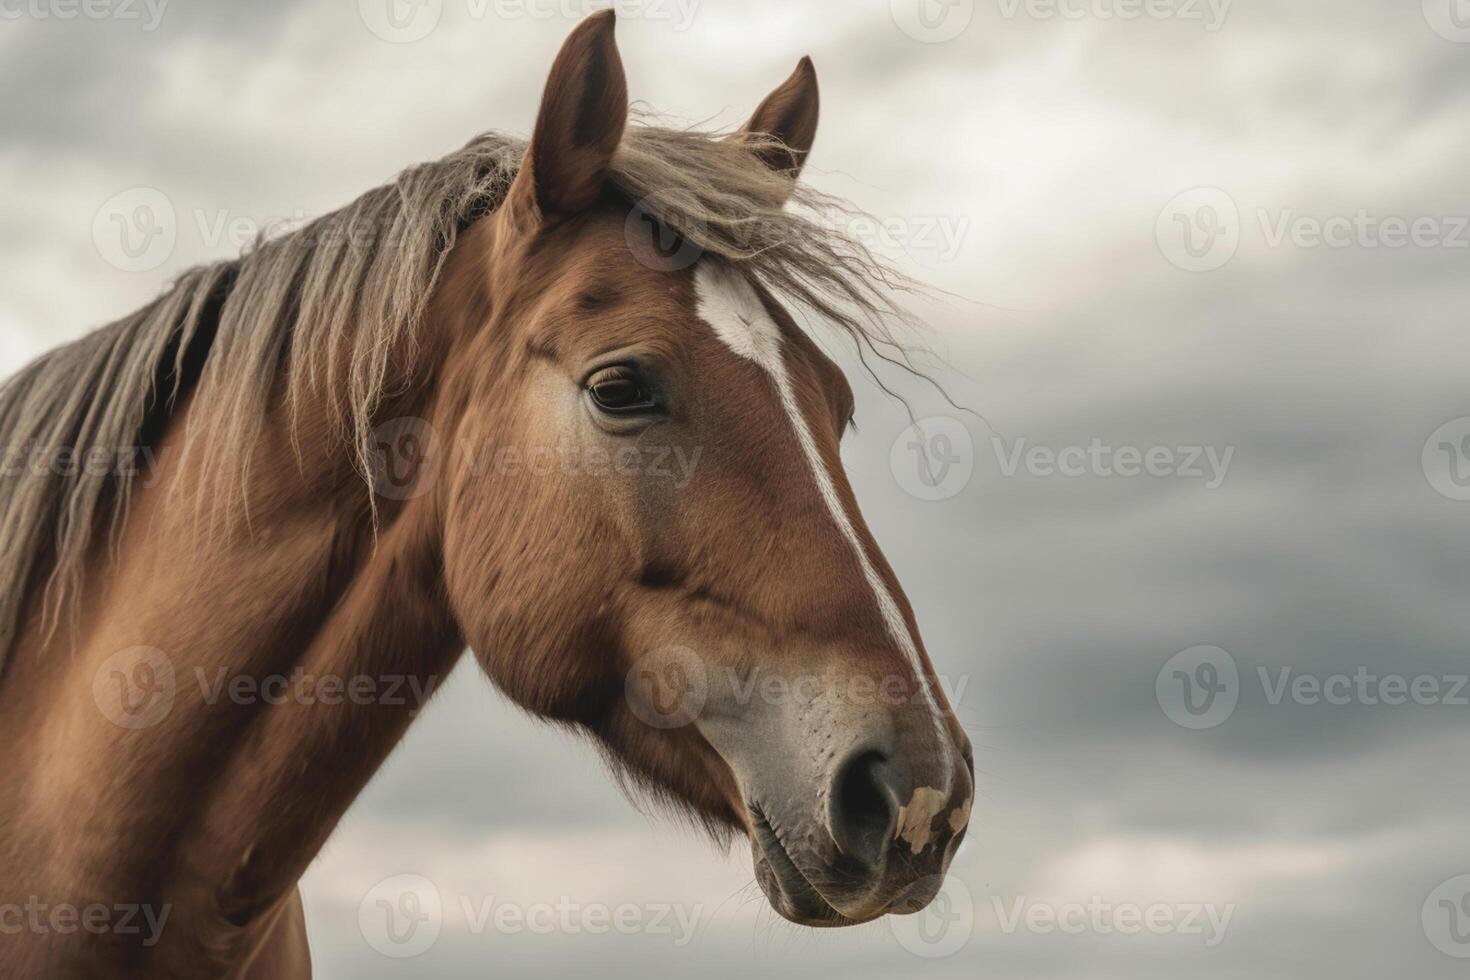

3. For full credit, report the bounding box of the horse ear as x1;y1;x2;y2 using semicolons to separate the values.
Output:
508;10;628;222
739;56;820;179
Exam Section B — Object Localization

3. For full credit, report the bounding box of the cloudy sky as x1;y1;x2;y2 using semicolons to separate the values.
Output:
5;0;1470;976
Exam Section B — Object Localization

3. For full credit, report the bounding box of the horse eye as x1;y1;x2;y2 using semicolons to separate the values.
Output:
587;370;656;414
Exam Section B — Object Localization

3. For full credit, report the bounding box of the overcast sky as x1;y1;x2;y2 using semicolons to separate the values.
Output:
5;0;1470;977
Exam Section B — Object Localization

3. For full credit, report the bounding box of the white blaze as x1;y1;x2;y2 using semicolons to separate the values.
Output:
693;262;946;746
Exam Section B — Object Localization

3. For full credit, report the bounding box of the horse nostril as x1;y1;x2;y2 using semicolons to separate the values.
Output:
829;750;900;868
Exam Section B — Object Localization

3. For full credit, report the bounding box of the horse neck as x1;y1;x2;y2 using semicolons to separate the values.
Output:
0;357;467;963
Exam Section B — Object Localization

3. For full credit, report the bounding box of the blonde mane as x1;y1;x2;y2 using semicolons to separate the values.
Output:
0;123;927;668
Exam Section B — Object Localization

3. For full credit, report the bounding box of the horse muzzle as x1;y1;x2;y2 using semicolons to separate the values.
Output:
699;676;974;926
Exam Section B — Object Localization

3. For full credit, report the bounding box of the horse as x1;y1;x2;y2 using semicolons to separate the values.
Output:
0;12;973;977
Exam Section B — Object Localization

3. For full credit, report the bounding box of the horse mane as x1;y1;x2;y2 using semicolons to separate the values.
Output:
0;121;930;668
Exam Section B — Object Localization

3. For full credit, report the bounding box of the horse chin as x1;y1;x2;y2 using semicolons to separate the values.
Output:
750;848;851;927
748;812;872;928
